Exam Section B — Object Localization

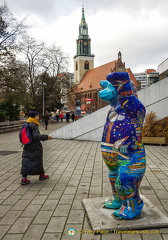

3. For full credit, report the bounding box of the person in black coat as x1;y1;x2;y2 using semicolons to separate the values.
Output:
71;113;75;122
43;111;50;130
21;111;52;185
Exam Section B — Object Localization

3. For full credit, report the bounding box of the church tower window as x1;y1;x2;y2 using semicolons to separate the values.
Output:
84;61;89;70
76;62;78;71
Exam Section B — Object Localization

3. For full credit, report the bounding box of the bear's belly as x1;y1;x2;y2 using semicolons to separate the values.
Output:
102;118;136;145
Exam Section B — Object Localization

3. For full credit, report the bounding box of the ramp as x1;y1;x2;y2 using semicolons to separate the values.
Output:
50;105;110;141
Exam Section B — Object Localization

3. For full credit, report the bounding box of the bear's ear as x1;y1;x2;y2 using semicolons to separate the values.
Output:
106;72;130;83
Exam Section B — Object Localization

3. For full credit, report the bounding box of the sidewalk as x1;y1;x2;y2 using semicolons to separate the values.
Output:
0;122;168;240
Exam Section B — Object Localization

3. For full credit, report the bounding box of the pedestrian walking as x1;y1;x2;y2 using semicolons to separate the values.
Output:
71;112;75;122
66;112;70;122
59;112;64;122
20;111;53;185
56;114;59;122
43;111;50;130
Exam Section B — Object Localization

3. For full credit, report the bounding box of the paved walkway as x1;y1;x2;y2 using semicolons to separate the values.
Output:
0;121;168;240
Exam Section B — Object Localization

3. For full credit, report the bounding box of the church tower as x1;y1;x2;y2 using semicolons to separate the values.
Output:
74;6;95;84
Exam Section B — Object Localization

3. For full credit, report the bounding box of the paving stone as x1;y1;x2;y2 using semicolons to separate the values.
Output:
30;195;48;205
71;199;84;209
46;217;66;232
33;210;53;224
38;186;54;195
101;233;121;240
67;181;79;187
141;231;163;240
21;224;46;240
3;234;23;240
159;228;168;233
48;191;63;199
0;225;11;239
81;217;101;240
0;210;22;225
67;210;85;224
21;191;38;200
75;191;88;200
12;187;31;196
59;194;74;205
64;186;77;195
8;217;33;233
6;183;20;191
154;189;168;200
89;186;102;195
21;204;41;217
0;205;11;218
11;199;31;211
149;182;165;190
121;233;144;240
1;195;22;205
144;194;161;205
162;234;168;240
0;190;14;200
53;204;71;216
53;183;67;191
42;233;61;240
41;199;58;210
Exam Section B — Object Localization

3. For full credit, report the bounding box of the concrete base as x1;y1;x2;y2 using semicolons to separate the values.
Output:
82;195;168;231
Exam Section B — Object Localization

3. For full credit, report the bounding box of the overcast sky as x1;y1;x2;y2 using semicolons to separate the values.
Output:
5;0;168;73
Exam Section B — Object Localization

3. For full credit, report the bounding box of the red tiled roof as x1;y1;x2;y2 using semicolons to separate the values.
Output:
145;69;156;74
75;61;138;93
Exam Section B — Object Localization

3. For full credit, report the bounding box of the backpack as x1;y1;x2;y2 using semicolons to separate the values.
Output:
19;123;32;145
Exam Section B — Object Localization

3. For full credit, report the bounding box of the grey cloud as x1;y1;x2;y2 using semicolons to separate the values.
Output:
6;0;168;21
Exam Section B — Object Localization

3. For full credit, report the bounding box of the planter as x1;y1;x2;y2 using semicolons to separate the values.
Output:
142;137;167;145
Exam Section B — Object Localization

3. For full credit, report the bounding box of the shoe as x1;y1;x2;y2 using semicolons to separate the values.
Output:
39;174;49;180
103;198;122;209
21;178;30;185
113;200;144;219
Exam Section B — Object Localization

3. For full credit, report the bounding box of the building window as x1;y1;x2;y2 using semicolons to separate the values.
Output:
84;61;89;70
76;62;78;71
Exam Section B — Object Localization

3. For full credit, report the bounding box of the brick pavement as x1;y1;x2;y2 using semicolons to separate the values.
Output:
0;121;168;240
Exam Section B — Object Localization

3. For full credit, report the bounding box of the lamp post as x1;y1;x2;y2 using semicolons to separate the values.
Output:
41;82;47;116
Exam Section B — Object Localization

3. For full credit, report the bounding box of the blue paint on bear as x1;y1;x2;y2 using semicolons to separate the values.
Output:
99;72;146;219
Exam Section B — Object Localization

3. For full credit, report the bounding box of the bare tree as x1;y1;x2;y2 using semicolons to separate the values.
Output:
0;1;27;53
0;52;29;105
42;44;70;108
19;35;45;105
42;43;69;77
19;36;70;111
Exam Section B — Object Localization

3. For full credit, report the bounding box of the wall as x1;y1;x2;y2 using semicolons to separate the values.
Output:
138;77;168;119
157;58;168;74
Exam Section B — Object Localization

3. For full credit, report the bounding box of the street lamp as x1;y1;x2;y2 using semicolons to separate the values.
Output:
41;82;47;116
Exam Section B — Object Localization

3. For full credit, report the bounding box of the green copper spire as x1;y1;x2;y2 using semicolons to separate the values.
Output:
79;6;88;37
81;5;85;22
74;6;94;58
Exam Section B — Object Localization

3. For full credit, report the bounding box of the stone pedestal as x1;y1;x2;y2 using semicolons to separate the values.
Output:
82;195;168;231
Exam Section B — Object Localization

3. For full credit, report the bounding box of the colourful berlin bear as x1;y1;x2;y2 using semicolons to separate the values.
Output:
99;72;146;219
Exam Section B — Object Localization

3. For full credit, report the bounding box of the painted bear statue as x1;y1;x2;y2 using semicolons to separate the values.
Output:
99;72;146;219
